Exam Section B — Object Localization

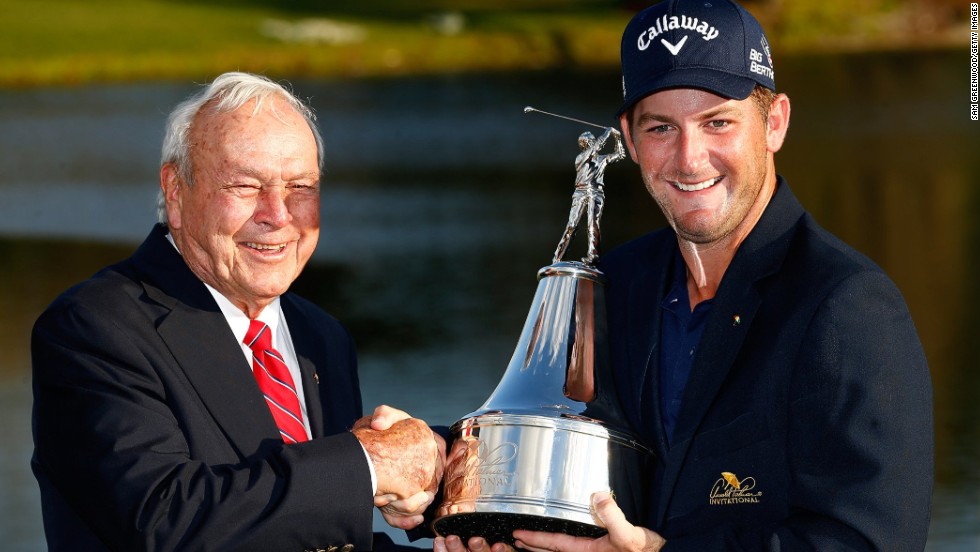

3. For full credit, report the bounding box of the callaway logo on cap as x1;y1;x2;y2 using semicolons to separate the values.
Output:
617;0;775;116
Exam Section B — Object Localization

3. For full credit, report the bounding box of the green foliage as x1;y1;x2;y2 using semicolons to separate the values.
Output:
760;0;966;51
773;0;899;42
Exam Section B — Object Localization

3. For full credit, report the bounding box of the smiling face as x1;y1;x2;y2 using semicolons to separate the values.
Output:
619;88;789;248
161;95;321;317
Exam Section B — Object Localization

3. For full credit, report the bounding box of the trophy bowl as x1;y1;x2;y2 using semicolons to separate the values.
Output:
432;262;653;545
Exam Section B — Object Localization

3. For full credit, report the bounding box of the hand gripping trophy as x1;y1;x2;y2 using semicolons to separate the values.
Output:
553;126;626;265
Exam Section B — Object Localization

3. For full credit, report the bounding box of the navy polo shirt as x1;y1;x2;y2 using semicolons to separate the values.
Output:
656;248;714;445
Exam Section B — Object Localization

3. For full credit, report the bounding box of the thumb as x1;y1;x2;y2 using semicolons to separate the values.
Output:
370;405;409;431
591;491;627;531
591;491;667;552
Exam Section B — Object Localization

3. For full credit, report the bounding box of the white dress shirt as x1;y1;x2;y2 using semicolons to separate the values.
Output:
205;291;313;440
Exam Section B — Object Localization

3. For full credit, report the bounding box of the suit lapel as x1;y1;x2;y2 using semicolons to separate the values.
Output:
156;302;281;457
654;274;762;517
282;295;362;437
134;224;282;458
653;180;804;524
626;239;675;460
281;298;326;438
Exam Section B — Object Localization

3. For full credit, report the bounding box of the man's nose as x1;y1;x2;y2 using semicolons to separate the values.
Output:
675;130;709;176
255;188;291;227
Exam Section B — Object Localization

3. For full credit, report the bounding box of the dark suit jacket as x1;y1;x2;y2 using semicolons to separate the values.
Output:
599;179;933;551
31;224;385;551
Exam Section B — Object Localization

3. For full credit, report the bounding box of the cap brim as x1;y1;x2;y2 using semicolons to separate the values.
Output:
616;68;759;117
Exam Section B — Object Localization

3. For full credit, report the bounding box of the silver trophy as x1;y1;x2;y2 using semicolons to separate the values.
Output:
432;108;653;544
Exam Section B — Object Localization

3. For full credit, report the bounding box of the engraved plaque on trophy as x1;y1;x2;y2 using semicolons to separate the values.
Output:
431;109;654;544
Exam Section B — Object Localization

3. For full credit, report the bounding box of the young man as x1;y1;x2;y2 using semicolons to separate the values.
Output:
438;1;933;551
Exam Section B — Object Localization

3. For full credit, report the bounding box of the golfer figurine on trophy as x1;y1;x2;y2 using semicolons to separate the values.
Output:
553;126;625;266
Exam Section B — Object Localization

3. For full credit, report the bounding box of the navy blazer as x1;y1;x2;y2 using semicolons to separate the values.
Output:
32;224;381;551
599;179;933;551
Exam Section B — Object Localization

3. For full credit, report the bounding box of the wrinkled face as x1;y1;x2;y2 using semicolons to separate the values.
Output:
620;88;787;246
162;96;320;314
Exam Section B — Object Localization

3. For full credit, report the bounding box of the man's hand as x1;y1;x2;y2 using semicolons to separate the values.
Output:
375;490;435;529
352;405;446;529
435;535;513;552
512;492;665;552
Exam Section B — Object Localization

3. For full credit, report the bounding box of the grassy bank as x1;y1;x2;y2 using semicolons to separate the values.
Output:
0;0;969;88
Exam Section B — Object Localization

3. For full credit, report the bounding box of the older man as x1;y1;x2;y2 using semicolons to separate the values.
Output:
437;1;932;551
32;72;442;551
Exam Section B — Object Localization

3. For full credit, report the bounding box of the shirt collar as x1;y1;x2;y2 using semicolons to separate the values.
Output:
165;231;283;341
661;245;715;318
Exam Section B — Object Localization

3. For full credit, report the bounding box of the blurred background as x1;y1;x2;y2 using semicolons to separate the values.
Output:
0;0;976;550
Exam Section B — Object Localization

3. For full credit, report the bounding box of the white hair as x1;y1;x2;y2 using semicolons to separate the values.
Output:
157;71;324;222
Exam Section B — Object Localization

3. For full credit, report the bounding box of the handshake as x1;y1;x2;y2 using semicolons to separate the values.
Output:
352;405;445;530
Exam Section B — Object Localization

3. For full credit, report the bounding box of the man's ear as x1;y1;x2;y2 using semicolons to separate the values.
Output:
619;113;639;164
160;163;183;230
766;94;791;154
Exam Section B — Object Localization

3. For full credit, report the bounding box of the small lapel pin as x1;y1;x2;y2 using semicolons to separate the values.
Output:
732;314;742;327
314;372;320;385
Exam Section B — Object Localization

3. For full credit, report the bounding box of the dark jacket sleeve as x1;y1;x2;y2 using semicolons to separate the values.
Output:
31;298;376;552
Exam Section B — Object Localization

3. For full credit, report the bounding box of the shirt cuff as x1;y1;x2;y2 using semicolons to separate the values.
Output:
359;441;378;495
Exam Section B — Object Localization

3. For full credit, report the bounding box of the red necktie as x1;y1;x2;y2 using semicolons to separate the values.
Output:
244;320;308;444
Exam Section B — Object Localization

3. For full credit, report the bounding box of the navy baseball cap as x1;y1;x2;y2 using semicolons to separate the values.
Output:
617;0;776;116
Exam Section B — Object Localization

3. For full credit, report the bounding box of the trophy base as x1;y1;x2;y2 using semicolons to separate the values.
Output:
432;512;607;545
